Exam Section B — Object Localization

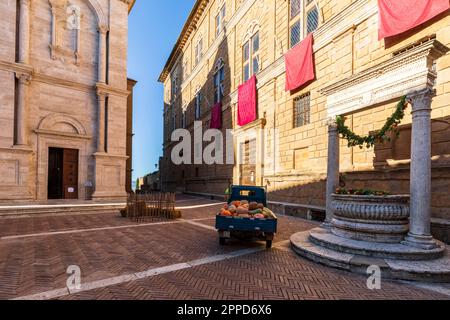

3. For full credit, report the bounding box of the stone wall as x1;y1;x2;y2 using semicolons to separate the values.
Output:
0;0;134;202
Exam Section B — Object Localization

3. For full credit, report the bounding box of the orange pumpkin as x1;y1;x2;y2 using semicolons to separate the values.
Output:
222;210;232;216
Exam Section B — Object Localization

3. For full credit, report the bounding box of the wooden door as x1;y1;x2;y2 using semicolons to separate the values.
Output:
63;149;79;200
239;140;256;186
48;148;64;199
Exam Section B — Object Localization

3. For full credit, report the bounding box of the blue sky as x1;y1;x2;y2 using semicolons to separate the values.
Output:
127;0;196;183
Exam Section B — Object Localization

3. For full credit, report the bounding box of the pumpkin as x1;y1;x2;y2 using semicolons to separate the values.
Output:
223;204;229;210
236;206;249;214
249;202;258;210
233;201;241;207
222;210;232;216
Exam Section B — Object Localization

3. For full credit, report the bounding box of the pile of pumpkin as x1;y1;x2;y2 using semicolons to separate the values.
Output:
219;200;276;219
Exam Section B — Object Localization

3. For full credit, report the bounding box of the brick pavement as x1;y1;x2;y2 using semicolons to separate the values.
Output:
0;196;448;300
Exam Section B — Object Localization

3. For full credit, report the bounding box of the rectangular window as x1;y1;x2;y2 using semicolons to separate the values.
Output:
214;66;224;104
243;32;260;82
290;0;302;19
195;93;202;120
195;39;203;66
290;0;319;48
307;7;319;34
215;4;226;36
293;93;311;128
171;77;178;99
290;0;302;48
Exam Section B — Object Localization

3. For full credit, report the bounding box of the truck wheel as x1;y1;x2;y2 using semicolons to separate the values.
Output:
219;238;226;246
266;240;273;249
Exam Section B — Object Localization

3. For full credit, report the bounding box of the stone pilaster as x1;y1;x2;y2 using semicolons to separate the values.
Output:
98;25;108;83
403;88;439;250
324;119;340;229
18;0;31;64
15;73;31;146
96;93;106;153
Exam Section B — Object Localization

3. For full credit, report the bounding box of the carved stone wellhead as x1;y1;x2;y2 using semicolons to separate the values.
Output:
331;194;410;243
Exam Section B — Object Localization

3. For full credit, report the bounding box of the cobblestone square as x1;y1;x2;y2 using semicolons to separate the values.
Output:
0;195;448;300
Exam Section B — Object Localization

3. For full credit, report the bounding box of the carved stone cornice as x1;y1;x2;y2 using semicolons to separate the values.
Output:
321;38;450;118
96;82;131;97
0;60;33;75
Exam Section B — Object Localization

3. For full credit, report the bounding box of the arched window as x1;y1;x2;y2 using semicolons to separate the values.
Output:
289;0;319;48
214;58;225;104
242;22;260;82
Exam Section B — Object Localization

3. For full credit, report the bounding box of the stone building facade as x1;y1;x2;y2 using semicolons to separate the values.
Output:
0;0;136;202
159;0;450;239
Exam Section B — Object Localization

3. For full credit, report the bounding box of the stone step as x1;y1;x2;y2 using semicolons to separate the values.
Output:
309;229;445;260
0;203;126;218
291;229;450;283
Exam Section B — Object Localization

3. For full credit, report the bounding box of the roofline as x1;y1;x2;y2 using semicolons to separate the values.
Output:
128;0;136;14
158;0;207;83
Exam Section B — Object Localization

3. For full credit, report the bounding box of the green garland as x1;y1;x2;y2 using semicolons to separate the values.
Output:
336;96;408;149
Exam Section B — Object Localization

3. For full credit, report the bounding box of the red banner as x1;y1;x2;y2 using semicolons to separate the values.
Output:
285;33;315;92
210;102;222;129
378;0;450;40
238;75;257;127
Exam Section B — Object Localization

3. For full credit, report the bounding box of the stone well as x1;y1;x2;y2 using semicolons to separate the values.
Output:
331;194;410;243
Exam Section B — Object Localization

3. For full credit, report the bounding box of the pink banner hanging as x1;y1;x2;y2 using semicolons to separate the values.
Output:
285;33;315;92
210;102;222;129
378;0;450;40
237;75;257;127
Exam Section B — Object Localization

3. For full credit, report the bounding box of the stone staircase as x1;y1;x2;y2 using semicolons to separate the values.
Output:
0;201;126;218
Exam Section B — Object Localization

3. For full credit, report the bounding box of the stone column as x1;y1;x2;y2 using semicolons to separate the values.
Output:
18;0;31;64
403;88;438;249
15;0;31;146
15;73;31;146
324;120;340;229
98;26;108;83
97;93;106;153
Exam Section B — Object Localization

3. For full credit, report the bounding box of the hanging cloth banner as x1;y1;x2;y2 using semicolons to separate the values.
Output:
285;33;315;92
210;102;223;129
378;0;450;40
237;75;257;127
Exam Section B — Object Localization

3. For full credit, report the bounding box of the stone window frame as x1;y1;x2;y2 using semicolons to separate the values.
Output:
215;2;227;37
194;86;202;120
293;92;311;128
214;58;225;104
242;21;261;83
195;36;204;67
289;0;319;48
171;75;179;101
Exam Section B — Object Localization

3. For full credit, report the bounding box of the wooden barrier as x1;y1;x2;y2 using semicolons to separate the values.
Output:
124;192;180;221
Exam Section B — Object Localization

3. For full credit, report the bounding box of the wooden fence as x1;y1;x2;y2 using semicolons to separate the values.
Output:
124;192;179;221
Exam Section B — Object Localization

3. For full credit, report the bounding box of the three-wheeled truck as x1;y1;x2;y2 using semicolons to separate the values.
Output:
215;186;278;249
